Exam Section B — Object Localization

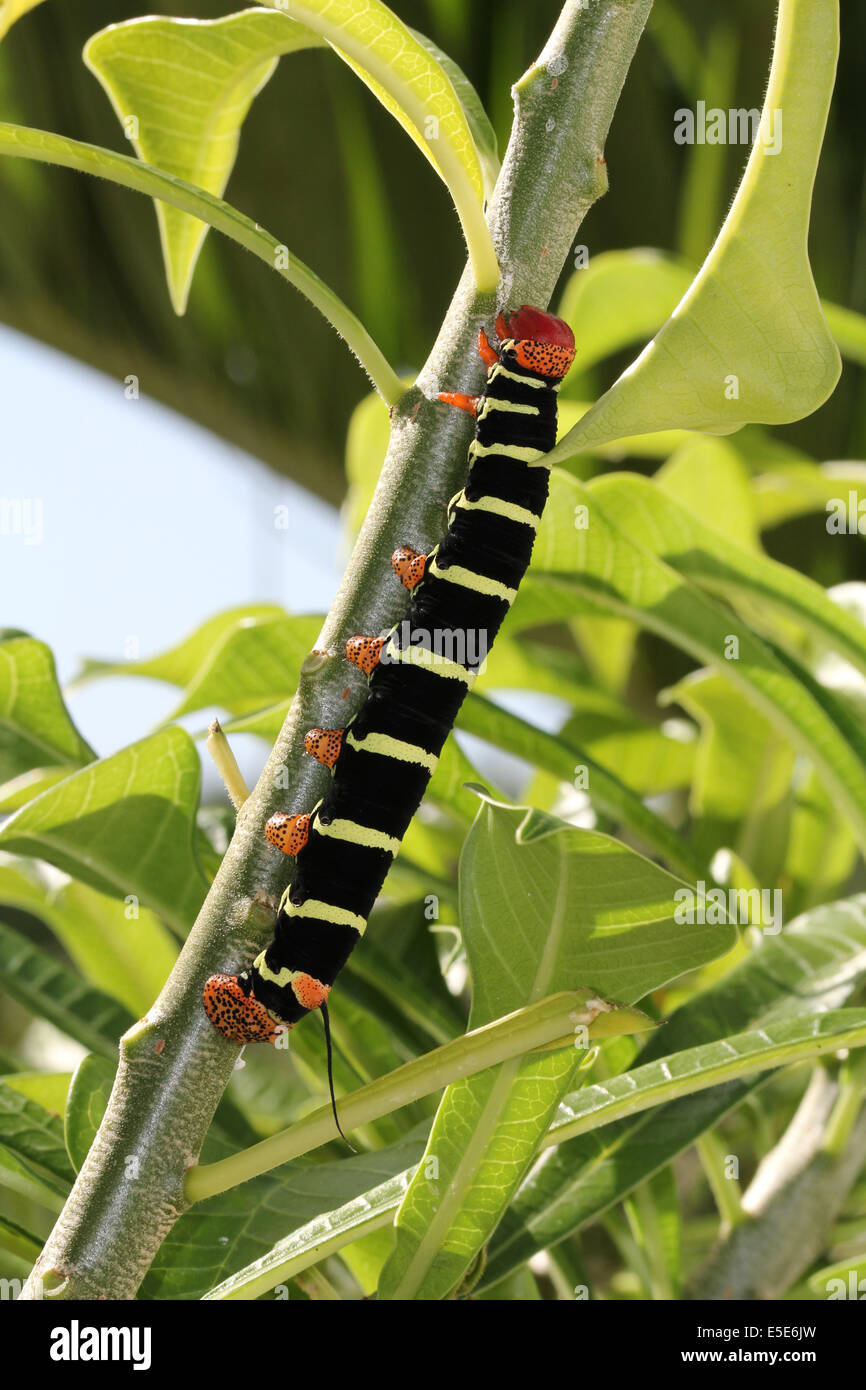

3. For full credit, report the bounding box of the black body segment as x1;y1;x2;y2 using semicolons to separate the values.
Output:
247;345;564;1025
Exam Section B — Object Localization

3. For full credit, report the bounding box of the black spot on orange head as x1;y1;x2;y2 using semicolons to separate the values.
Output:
391;545;426;590
203;974;286;1045
345;634;385;674
304;727;343;768
499;305;575;381
265;810;310;855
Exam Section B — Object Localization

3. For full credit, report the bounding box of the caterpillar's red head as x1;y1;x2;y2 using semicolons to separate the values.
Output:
203;973;287;1045
496;305;575;380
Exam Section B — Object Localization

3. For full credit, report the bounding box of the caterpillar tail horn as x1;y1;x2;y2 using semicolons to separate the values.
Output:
321;1000;356;1151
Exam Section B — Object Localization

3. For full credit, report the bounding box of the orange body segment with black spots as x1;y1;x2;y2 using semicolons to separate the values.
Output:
291;972;331;1011
203;973;286;1045
265;810;310;856
500;305;575;381
304;726;344;768
391;545;426;590
345;634;385;675
512;340;575;378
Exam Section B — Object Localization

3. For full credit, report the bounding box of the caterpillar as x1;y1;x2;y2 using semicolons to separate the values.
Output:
203;307;575;1065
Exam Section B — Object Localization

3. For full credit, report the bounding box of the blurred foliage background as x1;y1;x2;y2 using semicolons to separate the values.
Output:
1;0;864;507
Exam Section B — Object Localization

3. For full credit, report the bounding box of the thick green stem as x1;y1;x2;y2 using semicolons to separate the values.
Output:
186;990;631;1203
21;0;653;1301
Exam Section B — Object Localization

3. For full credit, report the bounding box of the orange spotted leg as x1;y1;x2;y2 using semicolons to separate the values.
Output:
345;634;385;674
304;726;344;767
265;811;310;855
438;391;478;416
391;545;426;590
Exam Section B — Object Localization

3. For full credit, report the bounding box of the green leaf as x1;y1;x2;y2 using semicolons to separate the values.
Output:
558;247;866;387
202;1166;414;1300
169;615;322;719
408;26;499;201
593;472;866;681
0;767;72;814
0;0;43;41
64;1054;115;1174
457;694;703;879
2;1070;70;1115
662;670;796;888
558;248;694;378
753;459;866;533
518;471;866;854
0;1213;42;1265
87;3;496;296
545;1009;866;1148
808;1253;866;1298
267;0;496;288
480;892;866;1287
74;603;285;689
0;637;94;785
783;766;858;910
0;864;177;1015
44;882;176;1017
378;799;735;1300
0;122;404;403
0;728;208;932
85;12;324;315
548;0;840;460
344;389;392;540
0;918;133;1055
656;435;761;553
82;609;321;722
0;1141;67;1212
0;1079;75;1183
222;699;289;743
143;1131;426;1299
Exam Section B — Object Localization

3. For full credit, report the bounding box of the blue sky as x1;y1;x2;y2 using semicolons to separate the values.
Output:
0;324;342;788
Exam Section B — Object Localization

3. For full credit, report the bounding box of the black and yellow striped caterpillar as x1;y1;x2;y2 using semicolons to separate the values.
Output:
203;307;575;1051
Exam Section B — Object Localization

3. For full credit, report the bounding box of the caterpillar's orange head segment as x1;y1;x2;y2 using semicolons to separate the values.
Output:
265;811;310;855
304;726;343;768
498;305;576;381
291;972;331;1011
391;545;426;590
203;974;286;1045
345;634;385;675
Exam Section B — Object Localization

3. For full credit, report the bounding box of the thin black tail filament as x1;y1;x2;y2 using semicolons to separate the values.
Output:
321;1000;356;1151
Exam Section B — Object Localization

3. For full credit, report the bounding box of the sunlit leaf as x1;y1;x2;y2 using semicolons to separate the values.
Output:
0;728;208;931
378;798;734;1300
549;0;841;460
85;12;323;313
0;636;94;785
0;918;133;1055
481;892;866;1286
64;1054;115;1173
